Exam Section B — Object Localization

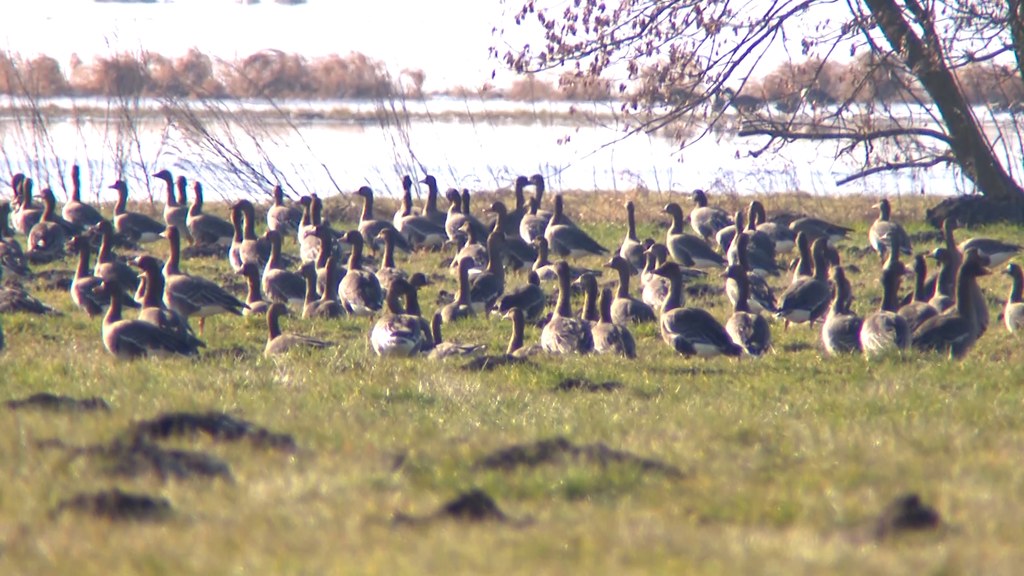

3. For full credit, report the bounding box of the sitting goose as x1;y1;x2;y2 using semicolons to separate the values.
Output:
725;234;777;314
61;165;104;229
101;281;205;360
724;210;778;277
67;234;136;318
27;188;68;263
723;265;771;357
1002;263;1024;333
428;312;486;360
575;272;601;323
0;280;59;315
261;230;306;307
605;255;656;324
395;175;446;250
751;201;797;253
449;218;488;277
132;254;197;338
928;248;957;312
418;174;449;228
91;220;140;292
541;261;595;354
912;250;989;359
531;236;558;282
494;271;546;322
868;199;912;259
898;254;940;333
441;256;476;323
859;245;911;356
776;237;832;327
266;184;302;236
153;169;189;238
237;262;273;317
339;230;384;316
12;177;43;236
297;195;321;264
354;185;411;255
619;200;645;271
663;202;725;269
504;307;545;358
265;302;334;357
228;199;263;273
789;216;853;245
161;225;247;335
544;195;608;258
370;277;432;357
653;261;741;357
109;180;164;243
0;202;31;279
821;266;863;355
302;257;345;319
375;228;409;295
592;287;637;358
690;189;732;243
186;181;234;246
469;232;507;311
641;244;674;311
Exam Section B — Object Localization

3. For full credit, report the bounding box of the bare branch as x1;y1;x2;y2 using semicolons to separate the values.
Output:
835;154;956;185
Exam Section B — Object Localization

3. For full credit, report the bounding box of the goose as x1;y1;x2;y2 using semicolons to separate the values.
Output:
750;200;796;253
375;228;408;295
161;225;247;335
67;234;134;318
524;173;575;234
494;270;546;322
575;272;601;323
302;257;345;319
237;261;272;317
663;203;725;269
821;266;863;355
469;232;507;311
519;195;549;244
776;237;832;326
789;216;853;245
958;236;1022;268
90;219;140;292
725;234;777;314
1002;263;1024;333
448;218;488;277
723;265;771;356
724;209;779;277
489;201;536;268
592;287;637;358
933;217;962;295
544;195;608;258
228;199;263;273
261;230;306;307
12;177;43;236
26;188;67;263
370;277;432;357
0;202;31;279
339;229;384;316
186;181;234;246
927;248;956;312
531;236;558;282
912;250;989;359
428;312;486;360
395;175;446;249
740;203;779;275
101;281;204;360
605;255;656;324
502;175;531;238
898;254;940;332
504;306;545;357
541;261;594;354
641;244;674;311
460;189;491;241
174;174;193;242
418;174;449;228
442;187;488;243
313;224;344;296
859;244;911;356
109;180;164;243
266;184;302;236
354;186;411;255
61;165;104;228
131;254;197;338
789;231;815;282
153;169;189;239
868;199;912;259
441;256;476;322
689;189;732;242
265;302;334;357
0;280;60;315
653;261;742;357
298;195;343;267
619;200;645;271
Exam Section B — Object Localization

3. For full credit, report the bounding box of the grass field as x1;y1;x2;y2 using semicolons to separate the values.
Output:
2;191;1023;575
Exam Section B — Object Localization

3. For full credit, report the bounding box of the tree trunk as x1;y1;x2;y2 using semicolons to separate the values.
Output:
1011;0;1024;84
862;0;1024;204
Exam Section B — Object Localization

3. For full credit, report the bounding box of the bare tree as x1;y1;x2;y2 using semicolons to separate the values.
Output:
495;0;1024;207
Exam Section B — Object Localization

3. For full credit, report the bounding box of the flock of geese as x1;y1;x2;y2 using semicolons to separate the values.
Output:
1;166;1023;364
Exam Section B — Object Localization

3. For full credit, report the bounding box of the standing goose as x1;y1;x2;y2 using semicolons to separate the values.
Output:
592;287;637;358
162;225;247;335
641;244;674;311
469;232;506;311
751;201;797;253
26;188;67;263
868;199;912;259
789;215;853;245
91;219;140;292
460;189;490;242
339;230;384;316
959;236;1022;268
354;185;411;255
303;257;345;319
428;312;486;360
689;189;732;242
266;184;302;236
725;234;777;314
544;195;608;258
67;234;135;318
449;218;488;277
541;261;594;354
503;175;531;238
186;182;234;246
489;201;537;268
237;261;272;317
153;169;189;238
653;261;741;357
790;231;815;282
261;230;306;307
821;266;863;355
927;248;957;312
61;165;104;228
605;255;656;324
395;175;446;249
776;237;832;326
912;250;989;359
418;174;449;228
519;196;549;244
296;195;319;263
0;202;31;279
265;302;334;357
898;254;939;333
1002;263;1024;333
109;180;164;243
132;254;197;338
663;203;725;269
724;210;778;276
859;244;912;355
494;271;546;322
101;281;204;359
723;265;771;357
12;177;43;236
370;277;432;357
375;228;409;295
619;200;645;271
228;199;263;273
441;256;476;322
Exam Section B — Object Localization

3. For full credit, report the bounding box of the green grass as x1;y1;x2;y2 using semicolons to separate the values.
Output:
2;192;1024;574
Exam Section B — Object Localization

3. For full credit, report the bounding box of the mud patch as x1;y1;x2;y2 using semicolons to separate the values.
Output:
475;436;683;478
127;411;297;452
394;489;526;526
51;489;172;522
6;393;110;413
32;269;75;292
554;378;622;393
874;493;941;540
38;438;232;481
